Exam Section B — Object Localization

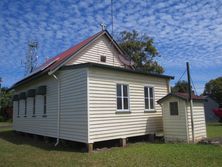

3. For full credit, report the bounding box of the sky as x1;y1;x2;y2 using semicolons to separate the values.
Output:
0;0;222;94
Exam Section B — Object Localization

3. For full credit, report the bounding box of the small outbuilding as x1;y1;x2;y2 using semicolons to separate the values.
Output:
158;93;207;143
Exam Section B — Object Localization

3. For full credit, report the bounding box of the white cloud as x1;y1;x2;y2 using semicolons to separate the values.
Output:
0;0;221;90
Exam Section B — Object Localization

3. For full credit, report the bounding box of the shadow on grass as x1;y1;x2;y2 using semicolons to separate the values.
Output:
0;129;165;152
207;123;222;126
0;130;85;153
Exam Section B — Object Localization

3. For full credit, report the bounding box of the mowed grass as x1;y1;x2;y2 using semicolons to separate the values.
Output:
0;123;221;167
207;123;222;138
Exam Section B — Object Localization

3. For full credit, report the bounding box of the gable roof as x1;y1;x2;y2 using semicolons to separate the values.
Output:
10;30;132;89
157;93;205;104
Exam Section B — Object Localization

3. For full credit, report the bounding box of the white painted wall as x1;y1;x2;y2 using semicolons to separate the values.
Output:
66;35;125;67
13;68;88;143
59;68;88;143
88;67;169;143
160;96;206;143
161;97;188;142
187;102;207;142
13;75;58;137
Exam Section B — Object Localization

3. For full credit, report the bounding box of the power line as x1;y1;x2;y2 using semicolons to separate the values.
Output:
190;76;198;95
177;69;187;83
189;64;198;95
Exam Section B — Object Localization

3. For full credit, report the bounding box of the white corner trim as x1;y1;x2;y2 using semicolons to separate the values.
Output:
86;68;91;143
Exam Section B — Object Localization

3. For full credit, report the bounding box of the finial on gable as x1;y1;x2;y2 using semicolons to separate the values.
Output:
100;23;106;31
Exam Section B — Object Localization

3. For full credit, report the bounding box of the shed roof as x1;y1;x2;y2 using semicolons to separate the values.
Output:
157;93;205;104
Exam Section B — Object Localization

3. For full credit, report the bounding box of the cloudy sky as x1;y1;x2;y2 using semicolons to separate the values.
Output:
0;0;222;94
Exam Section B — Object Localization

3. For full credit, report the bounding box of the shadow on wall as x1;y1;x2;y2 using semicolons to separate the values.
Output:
145;116;163;134
0;130;85;153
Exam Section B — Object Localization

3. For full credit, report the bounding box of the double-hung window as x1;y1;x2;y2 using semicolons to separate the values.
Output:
24;99;27;117
17;101;20;117
144;86;155;111
33;97;36;116
43;95;47;115
116;84;129;111
169;102;179;115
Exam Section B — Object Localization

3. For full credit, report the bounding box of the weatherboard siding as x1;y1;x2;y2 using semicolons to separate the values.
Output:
186;102;207;142
160;96;206;143
66;35;125;68
13;68;88;143
59;68;88;143
88;67;169;143
13;75;58;137
161;97;188;142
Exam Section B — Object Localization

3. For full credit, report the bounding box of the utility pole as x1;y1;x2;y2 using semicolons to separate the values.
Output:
186;62;194;143
0;77;2;112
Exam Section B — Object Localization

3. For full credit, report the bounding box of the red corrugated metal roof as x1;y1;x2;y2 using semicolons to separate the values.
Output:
11;30;105;87
174;93;205;100
48;30;105;72
157;92;205;104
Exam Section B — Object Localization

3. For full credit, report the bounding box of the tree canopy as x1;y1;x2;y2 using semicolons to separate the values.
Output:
118;30;164;74
171;80;191;93
203;77;222;104
0;87;12;121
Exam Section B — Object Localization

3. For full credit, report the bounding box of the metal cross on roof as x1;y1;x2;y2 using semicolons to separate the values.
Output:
100;23;106;30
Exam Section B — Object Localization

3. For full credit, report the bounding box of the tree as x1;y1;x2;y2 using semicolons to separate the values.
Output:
118;30;164;74
203;77;222;104
171;80;191;93
0;87;12;121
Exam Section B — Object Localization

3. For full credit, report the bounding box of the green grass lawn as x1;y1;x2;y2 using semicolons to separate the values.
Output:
207;123;222;138
0;123;221;167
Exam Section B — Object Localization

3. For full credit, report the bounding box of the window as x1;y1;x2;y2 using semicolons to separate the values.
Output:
170;102;179;115
144;87;155;110
116;84;129;111
33;97;36;116
100;55;106;62
43;95;47;115
17;101;20;117
24;99;27;117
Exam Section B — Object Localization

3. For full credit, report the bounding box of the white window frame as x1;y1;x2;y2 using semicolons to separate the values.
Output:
144;86;155;111
116;84;130;112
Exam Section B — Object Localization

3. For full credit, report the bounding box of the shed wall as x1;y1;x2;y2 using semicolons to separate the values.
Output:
161;97;188;142
187;102;207;142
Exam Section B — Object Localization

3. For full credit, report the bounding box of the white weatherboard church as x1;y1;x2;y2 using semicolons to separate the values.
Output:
11;30;206;152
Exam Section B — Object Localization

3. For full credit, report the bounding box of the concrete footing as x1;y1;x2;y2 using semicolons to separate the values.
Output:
87;143;93;153
120;138;127;147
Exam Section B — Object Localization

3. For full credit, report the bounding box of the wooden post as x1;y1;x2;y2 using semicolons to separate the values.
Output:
87;143;93;153
44;136;49;144
120;138;127;147
33;134;38;141
186;62;195;143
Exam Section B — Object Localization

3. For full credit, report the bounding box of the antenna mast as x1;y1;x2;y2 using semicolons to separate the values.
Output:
22;41;38;75
111;0;114;35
